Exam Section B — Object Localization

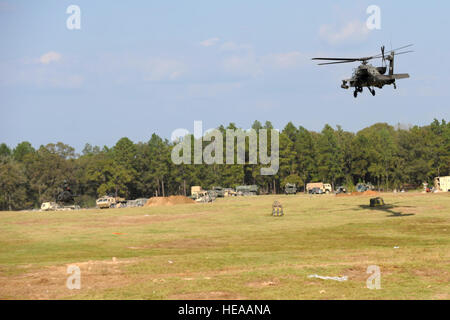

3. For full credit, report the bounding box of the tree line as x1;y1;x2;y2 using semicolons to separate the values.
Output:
0;119;448;210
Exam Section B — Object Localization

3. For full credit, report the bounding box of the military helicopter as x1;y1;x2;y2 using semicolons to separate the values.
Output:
55;180;77;206
312;44;413;97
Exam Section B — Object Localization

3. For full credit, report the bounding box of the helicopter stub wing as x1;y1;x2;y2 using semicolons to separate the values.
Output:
391;73;410;79
379;73;409;80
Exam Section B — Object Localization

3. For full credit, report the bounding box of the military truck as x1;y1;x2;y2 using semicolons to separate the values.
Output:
434;176;450;192
306;182;332;194
40;201;80;211
223;188;237;197
284;183;297;194
191;186;203;197
96;195;127;209
41;202;60;211
191;190;214;203
236;185;258;196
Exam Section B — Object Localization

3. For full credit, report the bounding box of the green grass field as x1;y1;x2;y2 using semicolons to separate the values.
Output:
0;192;449;300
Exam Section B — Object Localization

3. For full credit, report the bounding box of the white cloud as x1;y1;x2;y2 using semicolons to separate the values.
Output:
0;52;84;88
141;57;187;81
39;51;62;64
319;20;370;45
200;37;220;47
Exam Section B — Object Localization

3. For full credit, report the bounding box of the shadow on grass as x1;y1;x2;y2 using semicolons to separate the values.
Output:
357;204;415;217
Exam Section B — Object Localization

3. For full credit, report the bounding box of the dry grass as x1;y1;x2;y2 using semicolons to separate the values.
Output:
0;192;449;300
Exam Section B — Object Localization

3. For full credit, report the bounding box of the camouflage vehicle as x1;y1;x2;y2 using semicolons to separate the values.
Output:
96;195;127;209
126;198;148;208
41;201;80;211
190;186;203;197
41;202;60;211
434;176;450;192
370;197;385;207
96;196;115;209
208;190;218;200
211;186;225;197
223;188;237;197
356;183;375;192
236;185;258;196
306;182;332;194
284;183;297;194
191;190;214;203
335;186;347;194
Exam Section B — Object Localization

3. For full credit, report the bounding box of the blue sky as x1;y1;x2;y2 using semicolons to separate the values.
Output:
1;0;449;151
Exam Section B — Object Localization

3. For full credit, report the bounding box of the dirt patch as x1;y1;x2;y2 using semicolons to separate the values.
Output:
341;266;367;281
0;258;137;300
412;269;450;283
145;196;195;207
170;291;247;300
340;265;396;283
247;279;279;288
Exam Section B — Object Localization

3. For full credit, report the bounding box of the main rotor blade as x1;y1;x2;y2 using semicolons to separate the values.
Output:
313;56;375;62
393;50;414;56
312;45;413;64
312;57;358;61
389;44;414;52
371;44;414;58
371;50;414;59
317;60;357;65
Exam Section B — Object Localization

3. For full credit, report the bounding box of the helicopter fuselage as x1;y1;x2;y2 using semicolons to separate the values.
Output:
341;63;395;90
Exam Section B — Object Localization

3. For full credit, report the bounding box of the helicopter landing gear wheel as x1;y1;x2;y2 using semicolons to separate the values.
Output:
353;90;358;98
370;88;376;96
